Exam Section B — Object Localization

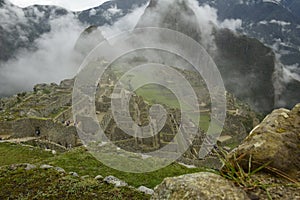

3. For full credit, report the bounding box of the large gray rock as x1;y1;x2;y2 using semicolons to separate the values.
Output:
54;166;65;173
228;103;300;177
151;172;250;200
138;186;154;195
94;175;103;180
25;164;36;171
69;172;79;177
40;164;53;169
104;175;128;187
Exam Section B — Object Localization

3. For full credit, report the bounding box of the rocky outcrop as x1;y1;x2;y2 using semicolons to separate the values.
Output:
138;186;154;195
151;172;250;200
103;175;128;187
152;104;300;200
227;103;300;177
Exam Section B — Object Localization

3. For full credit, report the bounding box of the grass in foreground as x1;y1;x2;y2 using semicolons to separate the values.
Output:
44;147;203;188
0;166;148;200
0;142;54;166
0;142;203;189
216;148;300;200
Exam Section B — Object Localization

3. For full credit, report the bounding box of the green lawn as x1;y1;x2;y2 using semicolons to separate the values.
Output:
0;142;203;189
0;142;54;166
0;166;148;200
45;147;203;188
135;84;217;132
136;84;180;109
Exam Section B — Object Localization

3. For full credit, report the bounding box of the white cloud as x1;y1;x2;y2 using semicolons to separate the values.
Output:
100;4;147;38
269;19;291;26
0;2;27;29
187;1;242;50
0;13;84;96
262;0;282;5
258;20;268;25
8;0;110;11
220;18;242;31
89;8;96;17
0;2;147;96
259;20;291;26
187;2;218;51
107;4;122;15
282;64;300;83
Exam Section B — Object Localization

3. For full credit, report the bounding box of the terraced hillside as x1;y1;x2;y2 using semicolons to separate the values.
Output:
0;63;260;168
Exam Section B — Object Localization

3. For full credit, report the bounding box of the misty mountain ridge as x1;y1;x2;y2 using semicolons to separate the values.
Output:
0;0;147;62
199;0;300;66
0;0;299;113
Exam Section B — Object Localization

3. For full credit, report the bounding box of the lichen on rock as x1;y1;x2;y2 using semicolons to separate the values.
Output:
227;103;300;177
151;172;250;200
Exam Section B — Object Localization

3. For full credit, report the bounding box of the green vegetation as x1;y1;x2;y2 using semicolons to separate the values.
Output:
44;147;203;188
50;106;69;119
136;84;180;109
42;88;52;94
135;84;215;132
0;166;149;200
0;142;54;166
0;142;203;191
217;149;273;199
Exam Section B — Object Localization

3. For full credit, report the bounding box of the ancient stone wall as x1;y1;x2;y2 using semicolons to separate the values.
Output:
11;118;78;147
0;121;13;136
55;107;72;123
40;94;72;118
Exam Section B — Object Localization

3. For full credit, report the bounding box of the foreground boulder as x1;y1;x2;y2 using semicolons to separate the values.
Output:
227;103;300;177
104;175;128;187
151;172;249;200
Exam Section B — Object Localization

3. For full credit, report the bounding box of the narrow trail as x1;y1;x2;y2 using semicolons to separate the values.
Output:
0;137;38;143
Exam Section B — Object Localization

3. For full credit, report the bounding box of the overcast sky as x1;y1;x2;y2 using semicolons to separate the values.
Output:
9;0;111;11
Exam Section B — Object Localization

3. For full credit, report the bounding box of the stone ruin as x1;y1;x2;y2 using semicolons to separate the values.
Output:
11;118;78;148
0;79;79;147
95;86;205;161
0;66;261;167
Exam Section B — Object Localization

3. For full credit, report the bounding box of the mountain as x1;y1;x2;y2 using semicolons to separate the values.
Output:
0;0;299;112
0;0;147;62
78;0;147;26
196;0;300;110
0;1;70;62
136;0;277;112
197;0;300;66
136;0;201;42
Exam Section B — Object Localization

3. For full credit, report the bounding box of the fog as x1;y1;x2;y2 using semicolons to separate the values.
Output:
0;10;84;96
1;0;294;108
0;0;245;97
9;0;111;11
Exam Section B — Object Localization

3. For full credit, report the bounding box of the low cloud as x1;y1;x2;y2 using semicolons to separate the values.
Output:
9;0;111;11
188;0;242;51
0;12;84;96
0;1;27;29
220;19;242;31
100;4;147;39
0;2;147;97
